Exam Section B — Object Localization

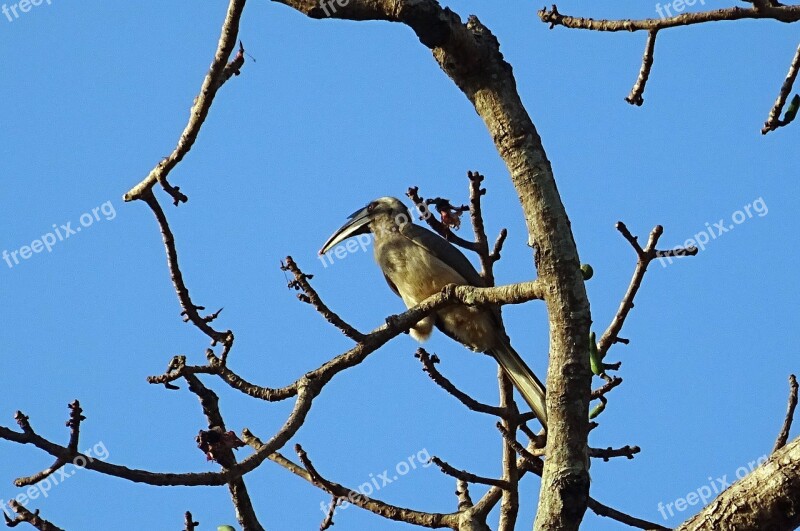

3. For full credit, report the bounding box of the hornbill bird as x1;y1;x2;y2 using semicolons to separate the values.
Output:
320;197;547;428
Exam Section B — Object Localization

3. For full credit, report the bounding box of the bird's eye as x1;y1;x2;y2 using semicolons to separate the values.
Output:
367;202;376;212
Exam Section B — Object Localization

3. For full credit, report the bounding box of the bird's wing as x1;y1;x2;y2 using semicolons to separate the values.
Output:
399;223;485;288
383;273;401;297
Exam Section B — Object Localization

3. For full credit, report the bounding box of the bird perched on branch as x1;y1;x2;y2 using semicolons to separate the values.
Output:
320;196;547;428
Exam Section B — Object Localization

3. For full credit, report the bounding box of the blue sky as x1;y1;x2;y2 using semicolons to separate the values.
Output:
1;1;798;529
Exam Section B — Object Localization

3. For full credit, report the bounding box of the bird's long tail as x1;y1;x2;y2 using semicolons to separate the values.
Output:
490;340;547;429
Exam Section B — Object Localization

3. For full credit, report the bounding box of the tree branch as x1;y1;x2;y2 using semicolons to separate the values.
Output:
538;4;800;32
254;441;459;529
597;223;696;358
625;30;658;106
774;374;799;453
281;256;365;341
474;433;666;530
141;190;232;345
762;43;800;134
0;385;313;487
676;436;800;530
430;456;512;490
3;501;64;531
185;374;263;530
268;4;593;528
12;401;85;488
497;367;520;531
184;511;199;531
414;348;508;417
123;0;247;203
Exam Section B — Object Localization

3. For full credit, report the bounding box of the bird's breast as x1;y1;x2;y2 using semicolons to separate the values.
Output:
374;236;466;305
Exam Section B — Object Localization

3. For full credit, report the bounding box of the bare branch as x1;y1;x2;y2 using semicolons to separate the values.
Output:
773;374;799;452
538;4;800;32
475;435;664;530
406;186;477;253
762;43;800;134
430;456;512;490
625;30;658;106
465;171;500;283
256;443;459;529
587;498;669;531
13;401;85;487
588;445;641;462
141;190;232;344
319;495;340;531
123;0;247;203
148;277;546;404
497;367;520;531
0;386;314;487
597;223;696;358
676;436;800;529
281;256;365;341
591;376;623;399
415;348;508;417
539;3;800;130
3;501;64;531
184;374;263;530
184;511;199;531
490;229;508;264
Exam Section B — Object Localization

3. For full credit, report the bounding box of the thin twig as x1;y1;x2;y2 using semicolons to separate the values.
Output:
466;171;495;283
430;456;512;489
0;387;314;488
415;348;508;417
490;229;508;264
773;374;799;452
478;433;668;530
123;0;248;203
3;501;65;531
597;223;696;358
406;186;477;252
538;4;800;32
588;498;670;531
13;401;85;487
184;511;200;531
589;445;641;462
184;374;263;530
282;256;365;341
276;444;459;528
497;367;520;531
625;30;658;106
320;495;340;531
762;43;800;134
591;376;623;399
141;190;231;344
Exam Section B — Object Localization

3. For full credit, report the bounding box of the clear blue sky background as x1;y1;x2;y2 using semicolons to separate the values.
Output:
1;1;798;529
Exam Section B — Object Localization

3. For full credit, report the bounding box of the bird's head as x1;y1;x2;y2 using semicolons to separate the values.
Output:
319;196;412;255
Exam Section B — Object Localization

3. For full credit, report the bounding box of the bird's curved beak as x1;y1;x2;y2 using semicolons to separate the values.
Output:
319;205;373;255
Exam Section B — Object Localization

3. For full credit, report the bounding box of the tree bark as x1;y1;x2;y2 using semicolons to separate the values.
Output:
270;2;592;529
676;436;800;531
